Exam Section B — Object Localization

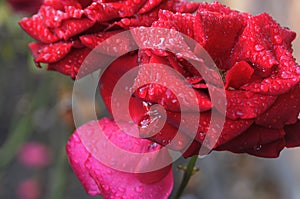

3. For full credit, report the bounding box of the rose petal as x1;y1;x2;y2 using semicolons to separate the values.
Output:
197;1;242;15
80;30;123;49
84;0;147;22
29;42;72;63
153;10;195;38
138;0;163;14
66;118;173;198
216;124;286;158
284;120;300;148
194;4;245;69
241;47;300;95
170;0;199;13
224;90;277;120
166;111;253;147
84;2;120;22
280;28;296;51
66;132;101;196
128;98;202;153
245;140;285;158
133;61;211;112
225;61;254;89
100;54;138;113
19;15;59;43
80;30;137;55
39;5;83;28
48;48;91;79
109;0;199;30
110;13;159;29
255;84;300;128
231;14;279;75
53;18;95;40
43;0;82;10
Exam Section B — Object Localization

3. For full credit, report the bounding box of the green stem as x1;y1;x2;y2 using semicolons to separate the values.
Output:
48;147;68;199
174;155;198;199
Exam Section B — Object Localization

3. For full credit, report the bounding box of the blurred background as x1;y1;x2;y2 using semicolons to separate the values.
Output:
0;0;299;199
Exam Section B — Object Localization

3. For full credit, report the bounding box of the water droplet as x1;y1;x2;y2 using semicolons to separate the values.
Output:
253;145;262;151
103;185;110;191
281;71;289;79
236;111;244;116
118;187;126;193
296;67;300;75
274;35;282;44
254;44;264;51
135;186;144;193
199;132;205;140
260;84;269;92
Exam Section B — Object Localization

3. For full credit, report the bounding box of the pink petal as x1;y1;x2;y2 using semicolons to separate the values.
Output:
66;132;101;196
66;118;173;198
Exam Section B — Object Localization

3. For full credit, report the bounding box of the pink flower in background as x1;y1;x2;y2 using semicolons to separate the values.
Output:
18;142;51;168
16;179;41;199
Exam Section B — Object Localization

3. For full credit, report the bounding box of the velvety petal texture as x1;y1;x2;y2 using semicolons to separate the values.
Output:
66;118;173;199
19;0;199;79
20;1;300;198
112;2;300;158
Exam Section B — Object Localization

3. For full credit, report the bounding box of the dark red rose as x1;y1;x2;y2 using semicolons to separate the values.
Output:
8;0;43;14
19;1;300;198
100;2;300;158
19;0;199;79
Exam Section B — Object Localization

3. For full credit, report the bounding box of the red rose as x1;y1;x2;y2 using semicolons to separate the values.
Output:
19;0;199;79
19;1;300;198
100;2;300;158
